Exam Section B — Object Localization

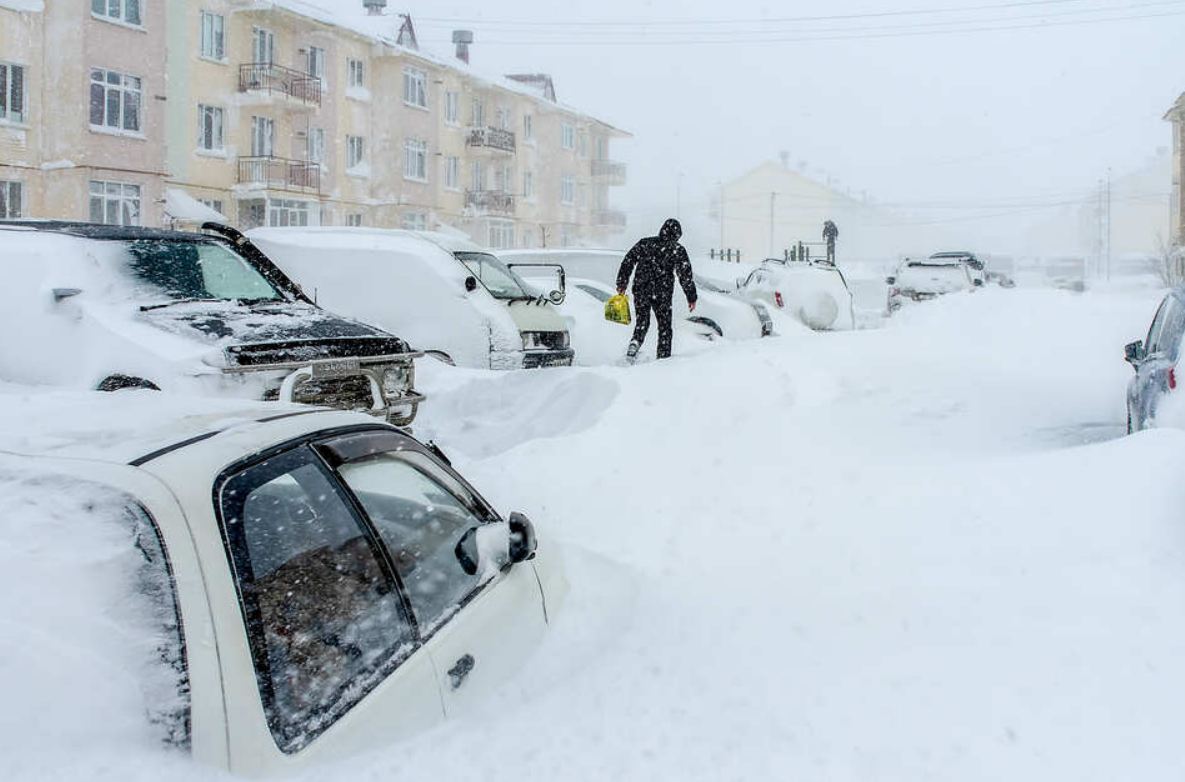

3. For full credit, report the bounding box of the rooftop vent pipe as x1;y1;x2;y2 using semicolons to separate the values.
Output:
453;30;474;63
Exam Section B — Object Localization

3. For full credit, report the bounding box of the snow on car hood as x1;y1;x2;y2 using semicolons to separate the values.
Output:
897;264;972;294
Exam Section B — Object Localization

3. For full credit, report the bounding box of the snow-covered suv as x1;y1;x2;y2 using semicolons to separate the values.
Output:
0;221;424;424
0;392;563;775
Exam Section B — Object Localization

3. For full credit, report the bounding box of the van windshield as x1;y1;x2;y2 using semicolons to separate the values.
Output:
455;252;534;301
120;239;285;305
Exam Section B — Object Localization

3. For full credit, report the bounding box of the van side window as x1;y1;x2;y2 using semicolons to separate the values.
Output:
219;446;416;753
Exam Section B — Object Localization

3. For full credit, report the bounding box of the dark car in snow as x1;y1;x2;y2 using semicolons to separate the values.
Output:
1124;287;1185;432
0;221;424;425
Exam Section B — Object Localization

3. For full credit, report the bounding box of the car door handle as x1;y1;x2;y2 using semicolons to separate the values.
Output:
448;654;476;690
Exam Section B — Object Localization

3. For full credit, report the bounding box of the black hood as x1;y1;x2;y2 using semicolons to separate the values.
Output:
140;300;409;365
659;218;683;242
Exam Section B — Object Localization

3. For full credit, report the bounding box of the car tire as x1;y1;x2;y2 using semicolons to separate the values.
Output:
97;374;161;392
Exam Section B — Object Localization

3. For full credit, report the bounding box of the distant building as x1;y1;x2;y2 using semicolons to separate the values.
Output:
1165;93;1185;247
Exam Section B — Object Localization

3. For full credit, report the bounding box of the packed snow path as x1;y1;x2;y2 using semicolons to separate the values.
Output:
389;286;1185;782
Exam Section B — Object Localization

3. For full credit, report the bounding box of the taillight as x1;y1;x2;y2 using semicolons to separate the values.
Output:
1170;368;1178;391
774;291;784;308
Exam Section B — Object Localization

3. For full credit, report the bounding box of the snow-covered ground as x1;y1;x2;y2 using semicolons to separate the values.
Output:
8;283;1185;780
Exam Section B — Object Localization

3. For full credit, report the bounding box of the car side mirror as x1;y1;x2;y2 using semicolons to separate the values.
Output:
464;276;478;293
507;511;538;564
454;523;512;577
1125;340;1146;367
885;276;896;285
52;287;82;302
548;289;565;305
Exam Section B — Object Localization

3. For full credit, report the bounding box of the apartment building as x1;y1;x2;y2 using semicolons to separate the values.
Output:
0;0;629;248
1166;92;1185;246
1;0;169;225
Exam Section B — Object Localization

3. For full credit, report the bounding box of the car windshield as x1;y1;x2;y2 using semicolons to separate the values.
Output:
455;251;533;300
119;238;285;304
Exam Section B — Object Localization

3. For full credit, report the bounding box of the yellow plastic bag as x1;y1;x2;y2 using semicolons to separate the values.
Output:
604;293;631;325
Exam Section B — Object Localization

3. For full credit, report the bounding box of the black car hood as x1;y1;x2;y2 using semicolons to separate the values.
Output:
141;300;410;366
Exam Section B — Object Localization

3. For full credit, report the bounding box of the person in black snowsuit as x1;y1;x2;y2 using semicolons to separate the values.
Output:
616;218;697;360
822;219;839;263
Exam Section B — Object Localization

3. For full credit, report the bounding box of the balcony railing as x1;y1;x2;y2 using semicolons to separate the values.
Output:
591;159;628;184
466;126;517;154
238;62;322;107
593;209;628;228
238;156;321;193
465;190;516;215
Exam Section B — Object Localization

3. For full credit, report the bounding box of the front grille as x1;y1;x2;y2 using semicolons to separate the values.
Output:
523;349;575;369
228;336;408;367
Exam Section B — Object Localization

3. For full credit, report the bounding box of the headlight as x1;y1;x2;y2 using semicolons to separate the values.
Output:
382;366;411;396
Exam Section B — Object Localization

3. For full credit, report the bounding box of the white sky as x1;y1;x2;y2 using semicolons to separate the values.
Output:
324;0;1185;251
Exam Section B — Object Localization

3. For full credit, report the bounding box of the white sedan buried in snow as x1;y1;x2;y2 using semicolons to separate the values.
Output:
735;259;856;331
0;393;564;776
886;259;981;313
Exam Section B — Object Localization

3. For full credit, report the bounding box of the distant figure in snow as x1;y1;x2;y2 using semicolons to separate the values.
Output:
823;220;839;264
616;218;697;361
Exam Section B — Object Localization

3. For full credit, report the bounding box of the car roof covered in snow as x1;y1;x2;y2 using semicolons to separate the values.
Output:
0;387;364;466
0;220;214;243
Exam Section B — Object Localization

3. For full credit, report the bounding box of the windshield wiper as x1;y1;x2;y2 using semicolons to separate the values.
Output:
139;297;215;312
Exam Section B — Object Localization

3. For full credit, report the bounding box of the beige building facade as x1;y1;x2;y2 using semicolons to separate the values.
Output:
1165;92;1185;247
2;0;629;249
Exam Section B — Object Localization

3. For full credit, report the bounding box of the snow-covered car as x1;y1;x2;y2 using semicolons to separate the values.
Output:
886;258;980;313
249;228;573;370
0;392;564;776
734;259;856;331
565;277;719;342
1124;287;1185;432
0;221;424;424
928;251;987;285
504;249;769;339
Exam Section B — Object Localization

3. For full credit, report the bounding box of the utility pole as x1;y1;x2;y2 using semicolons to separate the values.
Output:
718;179;725;252
769;191;776;257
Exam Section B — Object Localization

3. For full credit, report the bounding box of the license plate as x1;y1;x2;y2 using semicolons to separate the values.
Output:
311;358;360;378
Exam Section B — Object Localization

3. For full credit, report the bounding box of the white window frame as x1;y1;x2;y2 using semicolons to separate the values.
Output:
307;127;325;164
91;0;141;27
0;179;22;218
561;123;575;150
250;115;274;157
267;198;313;227
444;156;460;191
199;11;225;61
470;160;484;191
487;220;514;250
252;27;274;65
523;170;534;200
196;104;224;152
307;46;325;80
523;113;533;142
0;62;26;125
89;68;142;134
561;174;575;205
346;213;363;227
88;180;141;226
346;135;365;169
199;197;223;215
401;212;427;231
403;138;427;182
444;91;459;125
471;97;485;127
347;58;365;89
402;67;427;109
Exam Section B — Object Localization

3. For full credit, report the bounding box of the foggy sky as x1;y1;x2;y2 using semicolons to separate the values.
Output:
322;0;1185;254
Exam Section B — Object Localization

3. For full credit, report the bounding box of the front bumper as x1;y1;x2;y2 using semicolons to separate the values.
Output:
523;348;575;369
223;352;425;426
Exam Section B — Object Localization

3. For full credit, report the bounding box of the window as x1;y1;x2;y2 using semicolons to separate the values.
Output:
444;91;459;125
0;62;26;124
471;97;484;127
307;128;324;164
89;68;141;133
252;27;274;64
346;213;363;227
92;0;140;26
0;180;21;218
470;160;484;191
561;123;575;150
199;198;223;215
522;113;533;142
577;132;588;157
219;447;416;752
196;104;223;151
403;138;427;181
268;198;311;227
495;106;510;130
347;135;365;169
523;171;534;200
487;221;515;251
444;156;459;190
251;116;274;156
306;46;325;80
347;58;365;88
199;12;224;60
402;67;427;108
561;174;575;205
494;164;514;194
120;239;282;301
400;212;427;231
88;180;141;225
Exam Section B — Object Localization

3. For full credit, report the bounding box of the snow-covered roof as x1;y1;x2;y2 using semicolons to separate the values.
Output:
164;189;226;224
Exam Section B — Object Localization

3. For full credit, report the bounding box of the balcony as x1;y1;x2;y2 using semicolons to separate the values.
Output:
465;190;516;215
591;159;628;185
238;156;320;193
238;62;322;108
466;126;516;154
593;209;628;228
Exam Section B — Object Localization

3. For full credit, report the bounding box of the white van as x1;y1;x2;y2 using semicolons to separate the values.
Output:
249;228;574;370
